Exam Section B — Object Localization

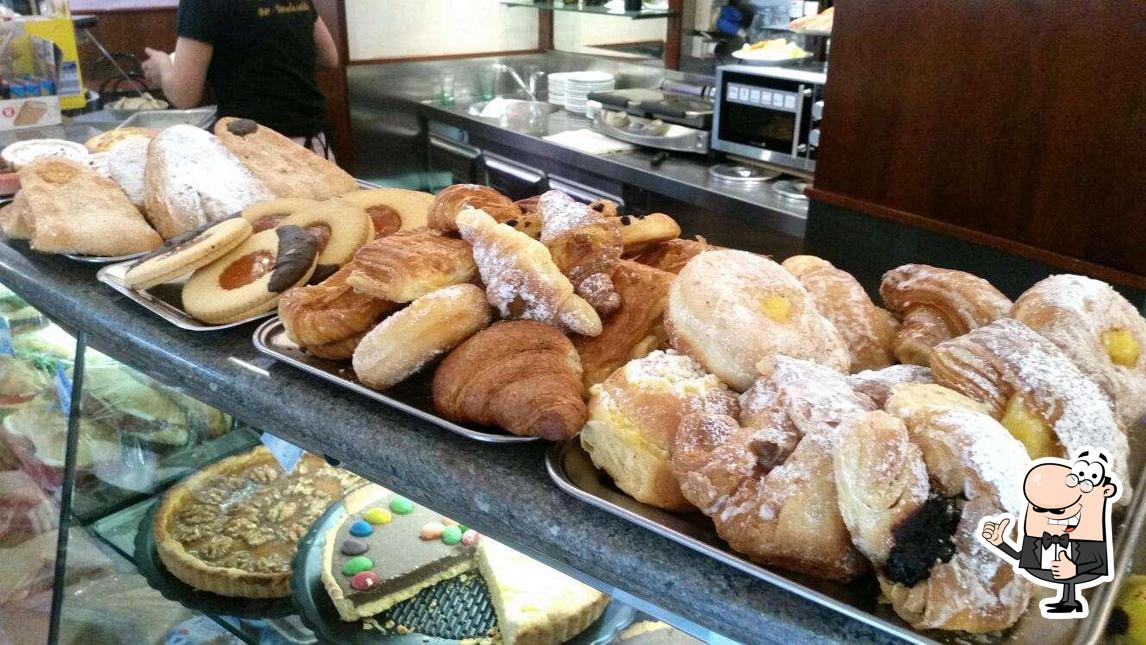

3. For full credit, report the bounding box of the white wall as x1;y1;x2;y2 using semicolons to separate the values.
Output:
553;12;667;53
347;0;540;62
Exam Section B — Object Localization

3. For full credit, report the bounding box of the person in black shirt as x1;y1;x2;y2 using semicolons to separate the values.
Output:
141;0;339;156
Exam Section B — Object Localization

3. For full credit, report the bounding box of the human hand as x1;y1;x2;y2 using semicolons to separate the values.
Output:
141;47;173;87
980;516;1011;547
1050;551;1077;580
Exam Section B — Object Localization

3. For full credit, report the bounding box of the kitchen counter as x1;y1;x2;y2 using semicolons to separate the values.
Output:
0;246;890;644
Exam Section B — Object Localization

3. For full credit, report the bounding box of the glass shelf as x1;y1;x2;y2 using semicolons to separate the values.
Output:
501;0;679;20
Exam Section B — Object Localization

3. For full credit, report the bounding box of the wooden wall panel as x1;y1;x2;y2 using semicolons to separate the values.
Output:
810;0;1146;286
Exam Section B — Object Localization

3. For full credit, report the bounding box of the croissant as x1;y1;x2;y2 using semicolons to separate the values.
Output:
428;184;521;232
344;228;476;303
304;327;371;361
432;320;587;440
537;191;623;316
880;264;1011;366
783;255;899;373
456;207;602;337
930;318;1130;488
1011;274;1146;427
672;357;872;581
278;262;395;348
630;236;713;274
572;260;675;389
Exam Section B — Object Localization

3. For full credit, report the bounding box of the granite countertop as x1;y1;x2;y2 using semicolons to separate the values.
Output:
0;245;895;643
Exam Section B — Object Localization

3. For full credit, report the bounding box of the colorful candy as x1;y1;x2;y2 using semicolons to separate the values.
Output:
350;571;380;591
342;556;373;576
461;529;481;547
349;519;373;537
340;539;368;555
441;526;463;545
390;496;414;515
363;507;392;525
420;521;445;540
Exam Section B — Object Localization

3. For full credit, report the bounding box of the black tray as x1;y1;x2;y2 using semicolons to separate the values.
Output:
134;501;297;619
291;500;637;643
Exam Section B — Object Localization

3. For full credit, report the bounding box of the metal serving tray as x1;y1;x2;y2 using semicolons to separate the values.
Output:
63;250;148;264
252;317;539;444
547;438;1146;644
97;260;272;332
118;108;215;130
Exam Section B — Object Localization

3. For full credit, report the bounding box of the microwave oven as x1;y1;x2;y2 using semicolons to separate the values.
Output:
711;64;826;174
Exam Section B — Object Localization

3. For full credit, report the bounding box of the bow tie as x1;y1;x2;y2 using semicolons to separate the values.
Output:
1036;532;1070;549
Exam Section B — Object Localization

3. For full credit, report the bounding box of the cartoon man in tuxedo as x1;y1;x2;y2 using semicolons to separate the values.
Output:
980;448;1120;618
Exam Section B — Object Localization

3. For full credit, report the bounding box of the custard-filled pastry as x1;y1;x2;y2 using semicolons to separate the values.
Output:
672;357;873;581
537;191;623;316
783;255;899;373
278;261;395;348
630;237;714;275
572;260;675;389
880;264;1012;366
930;318;1130;486
457;208;602;337
1011;274;1146;427
428;184;521;232
665;249;850;391
835;407;1032;632
345;228;476;303
432;320;587;440
847;365;934;408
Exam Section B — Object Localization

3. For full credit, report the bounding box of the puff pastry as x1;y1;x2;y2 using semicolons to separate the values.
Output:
630;236;714;274
278;261;395;348
537;191;623;316
783;255;899;373
880;264;1011;366
1011;274;1146;427
432;320;587;440
345;229;476;303
930;318;1129;487
665;249;849;391
429;184;521;232
846;365;934;408
457;208;602;337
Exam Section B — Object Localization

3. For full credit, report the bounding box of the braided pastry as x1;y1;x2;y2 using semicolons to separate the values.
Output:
278;261;395;348
930;318;1130;487
783;255;899;373
665;249;850;391
1011;274;1146;427
344;228;476;303
537;191;623;316
880;264;1012;366
432;320;587;440
672;357;873;580
428;184;521;232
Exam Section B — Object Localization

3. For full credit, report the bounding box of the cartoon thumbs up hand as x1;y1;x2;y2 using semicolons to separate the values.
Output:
1050;549;1077;580
980;516;1011;546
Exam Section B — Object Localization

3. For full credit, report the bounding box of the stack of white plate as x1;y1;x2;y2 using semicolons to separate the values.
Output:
562;72;615;114
548;72;570;106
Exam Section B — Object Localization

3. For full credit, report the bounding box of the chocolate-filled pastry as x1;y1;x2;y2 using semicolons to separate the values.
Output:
432;320;587;440
214;117;358;200
182;225;319;324
279;261;395;348
1011;274;1146;427
240;197;319;233
537;191;624;317
345;229;476;303
630;236;714;274
880;264;1012;366
336;188;433;238
428;184;521;232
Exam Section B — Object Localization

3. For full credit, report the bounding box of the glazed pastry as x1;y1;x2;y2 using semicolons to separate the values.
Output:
572;260;675;389
835;405;1031;632
182;225;319;324
240;197;319;232
617;212;681;255
143;125;273;239
352;284;492;391
84;127;156;153
630;236;714;274
783;255;899;373
581;350;731;511
456;208;602;337
1011;274;1146;426
537;191;623;316
428;184;521;232
880;264;1012;366
336;188;433;238
125;218;252;289
278;261;395;348
280;200;373;282
344;229;476;303
930;318;1130;485
672;357;873;580
105;135;151;210
214;117;358;199
18;158;163;256
665;249;850;391
432;320;587;440
846;365;934;408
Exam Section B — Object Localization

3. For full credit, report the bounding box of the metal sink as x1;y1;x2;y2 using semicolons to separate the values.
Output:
466;99;559;135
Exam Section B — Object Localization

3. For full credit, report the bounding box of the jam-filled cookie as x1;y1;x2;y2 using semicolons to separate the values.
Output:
182;225;319;324
336;188;433;238
124;217;253;290
241;197;320;233
281;200;373;283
